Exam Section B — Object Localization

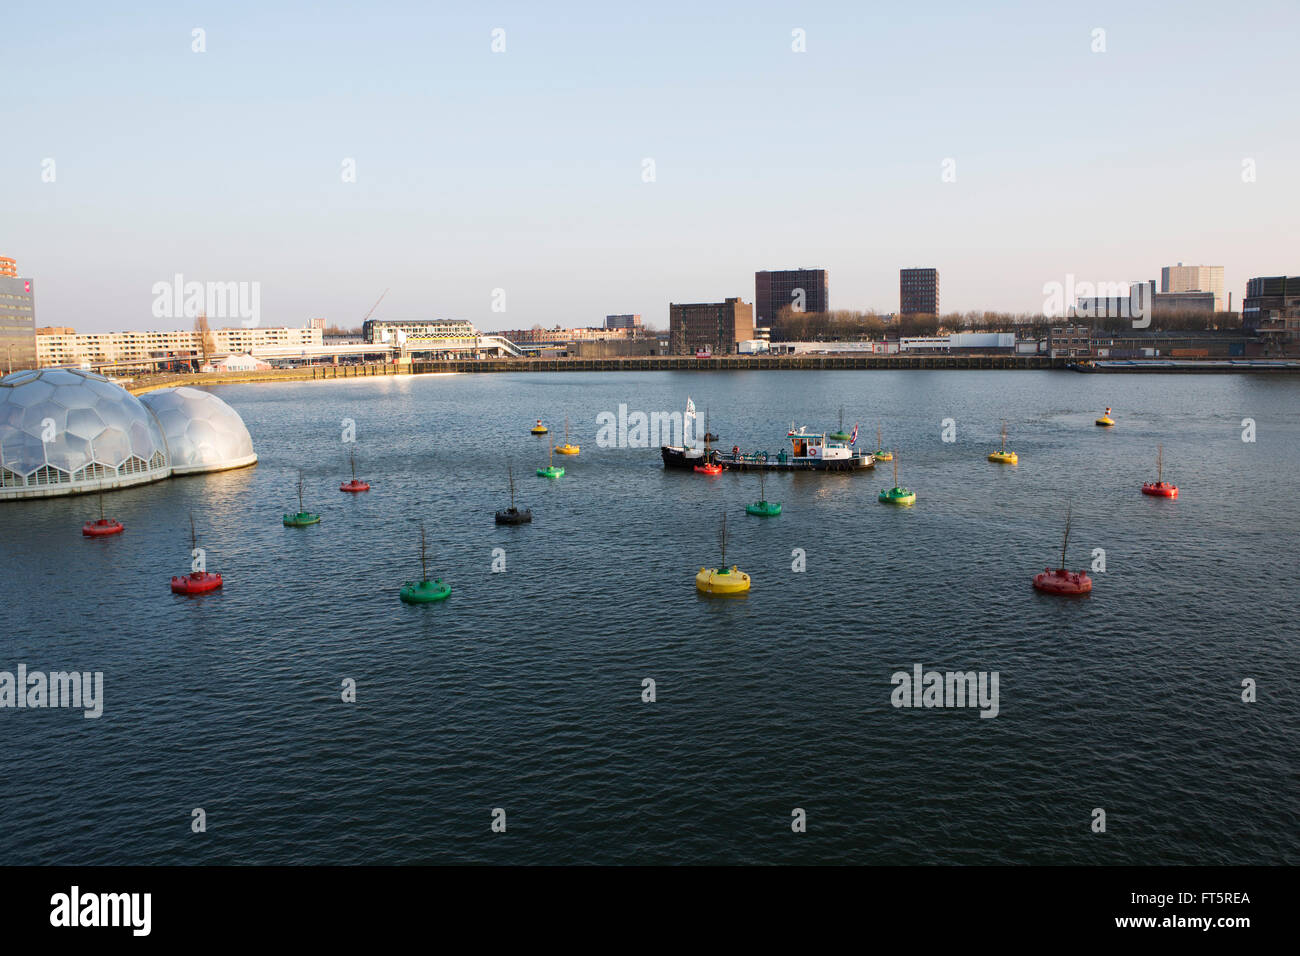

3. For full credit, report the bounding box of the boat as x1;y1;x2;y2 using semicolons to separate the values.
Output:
873;426;892;461
530;419;549;435
661;397;722;470
712;426;873;472
555;416;579;455
399;521;451;603
495;461;533;524
878;450;915;505
828;407;851;442
82;489;124;536
171;514;223;595
696;511;751;595
537;441;564;479
745;470;782;516
988;420;1018;464
1095;406;1115;427
1032;506;1093;595
1141;444;1178;498
339;447;370;492
283;470;322;526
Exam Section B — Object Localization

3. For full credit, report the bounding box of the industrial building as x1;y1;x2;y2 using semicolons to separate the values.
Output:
755;269;828;326
899;268;939;315
668;298;754;355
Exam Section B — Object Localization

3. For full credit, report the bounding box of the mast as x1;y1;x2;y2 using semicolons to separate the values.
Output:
1060;505;1072;571
839;406;844;431
1000;420;1007;454
350;447;356;480
877;426;883;450
297;470;305;512
719;510;727;567
419;521;428;582
892;452;898;488
565;415;570;445
507;460;515;509
1157;444;1163;482
99;487;105;521
758;469;766;504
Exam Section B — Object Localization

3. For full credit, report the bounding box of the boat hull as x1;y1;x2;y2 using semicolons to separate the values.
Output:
661;445;715;470
712;451;873;472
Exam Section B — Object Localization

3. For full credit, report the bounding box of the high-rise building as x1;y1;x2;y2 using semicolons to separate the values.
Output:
1160;264;1225;312
668;298;754;354
1243;276;1300;352
900;268;939;315
605;314;642;329
0;257;37;374
755;269;828;326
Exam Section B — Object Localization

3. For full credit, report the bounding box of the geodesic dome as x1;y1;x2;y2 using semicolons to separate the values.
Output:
0;368;170;499
139;387;258;474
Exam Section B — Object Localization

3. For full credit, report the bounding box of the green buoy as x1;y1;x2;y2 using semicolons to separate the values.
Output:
283;469;322;526
828;405;851;442
537;441;564;478
878;450;915;505
399;521;451;604
745;471;782;516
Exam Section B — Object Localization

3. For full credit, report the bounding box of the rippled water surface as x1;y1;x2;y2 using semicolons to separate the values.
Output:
2;370;1297;864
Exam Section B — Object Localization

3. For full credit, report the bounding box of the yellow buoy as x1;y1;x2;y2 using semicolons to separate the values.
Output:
696;566;751;594
555;415;579;455
1095;406;1114;427
988;420;1018;464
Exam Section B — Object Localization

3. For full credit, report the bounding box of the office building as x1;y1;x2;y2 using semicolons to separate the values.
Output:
0;257;37;374
1243;276;1300;353
669;298;754;354
755;269;828;326
1161;264;1225;313
900;268;939;315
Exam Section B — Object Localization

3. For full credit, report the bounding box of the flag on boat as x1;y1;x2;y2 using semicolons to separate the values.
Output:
685;396;696;418
850;423;859;445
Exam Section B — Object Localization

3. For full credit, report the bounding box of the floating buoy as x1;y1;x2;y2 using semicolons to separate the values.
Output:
745;472;781;515
1032;506;1092;595
694;462;722;475
537;441;564;478
873;426;892;461
399;521;450;603
340;447;370;492
1141;444;1178;497
555;415;579;455
496;461;532;524
83;490;124;536
696;511;749;594
172;514;222;595
878;450;915;505
284;469;321;525
530;419;549;435
988;420;1018;464
1095;406;1115;427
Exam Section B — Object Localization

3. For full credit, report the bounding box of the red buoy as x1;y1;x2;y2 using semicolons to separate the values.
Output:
171;571;223;595
1032;568;1093;595
694;463;722;475
82;518;124;537
340;479;370;492
1141;481;1178;498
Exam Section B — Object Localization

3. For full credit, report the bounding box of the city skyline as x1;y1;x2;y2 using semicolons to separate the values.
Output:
4;0;1297;333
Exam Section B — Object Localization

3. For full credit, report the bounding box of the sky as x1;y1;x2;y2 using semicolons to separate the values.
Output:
2;0;1297;333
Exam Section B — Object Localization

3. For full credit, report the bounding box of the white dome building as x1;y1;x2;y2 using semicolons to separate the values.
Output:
0;369;171;499
139;387;258;475
0;371;258;500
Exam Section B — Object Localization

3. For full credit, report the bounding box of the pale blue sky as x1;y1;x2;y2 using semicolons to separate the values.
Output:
2;0;1297;332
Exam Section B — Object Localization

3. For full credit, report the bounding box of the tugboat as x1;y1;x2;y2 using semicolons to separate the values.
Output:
661;397;721;470
744;470;782;516
714;425;873;472
878;450;916;505
1032;506;1093;595
988;420;1018;464
1141;444;1178;498
171;514;223;595
555;416;579;456
530;419;549;435
399;521;451;604
339;447;370;493
283;470;322;526
495;461;533;524
82;488;124;537
537;441;564;479
696;511;750;595
873;426;892;461
1095;406;1115;427
828;407;851;442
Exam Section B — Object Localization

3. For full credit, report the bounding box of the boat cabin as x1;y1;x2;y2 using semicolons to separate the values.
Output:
788;427;855;461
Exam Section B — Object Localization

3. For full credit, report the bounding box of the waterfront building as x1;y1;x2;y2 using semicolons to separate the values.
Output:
1047;325;1092;358
361;319;521;357
37;326;324;369
499;325;646;347
668;298;755;355
0;256;37;373
899;268;939;315
1153;291;1216;316
604;314;642;330
1161;263;1225;312
755;269;829;326
1242;276;1300;353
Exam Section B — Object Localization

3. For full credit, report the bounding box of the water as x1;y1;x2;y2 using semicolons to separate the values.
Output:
2;370;1297;865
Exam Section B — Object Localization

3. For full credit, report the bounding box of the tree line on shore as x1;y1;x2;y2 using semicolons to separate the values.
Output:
769;306;1245;340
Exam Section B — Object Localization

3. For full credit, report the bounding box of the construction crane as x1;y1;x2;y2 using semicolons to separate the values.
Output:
361;288;388;324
